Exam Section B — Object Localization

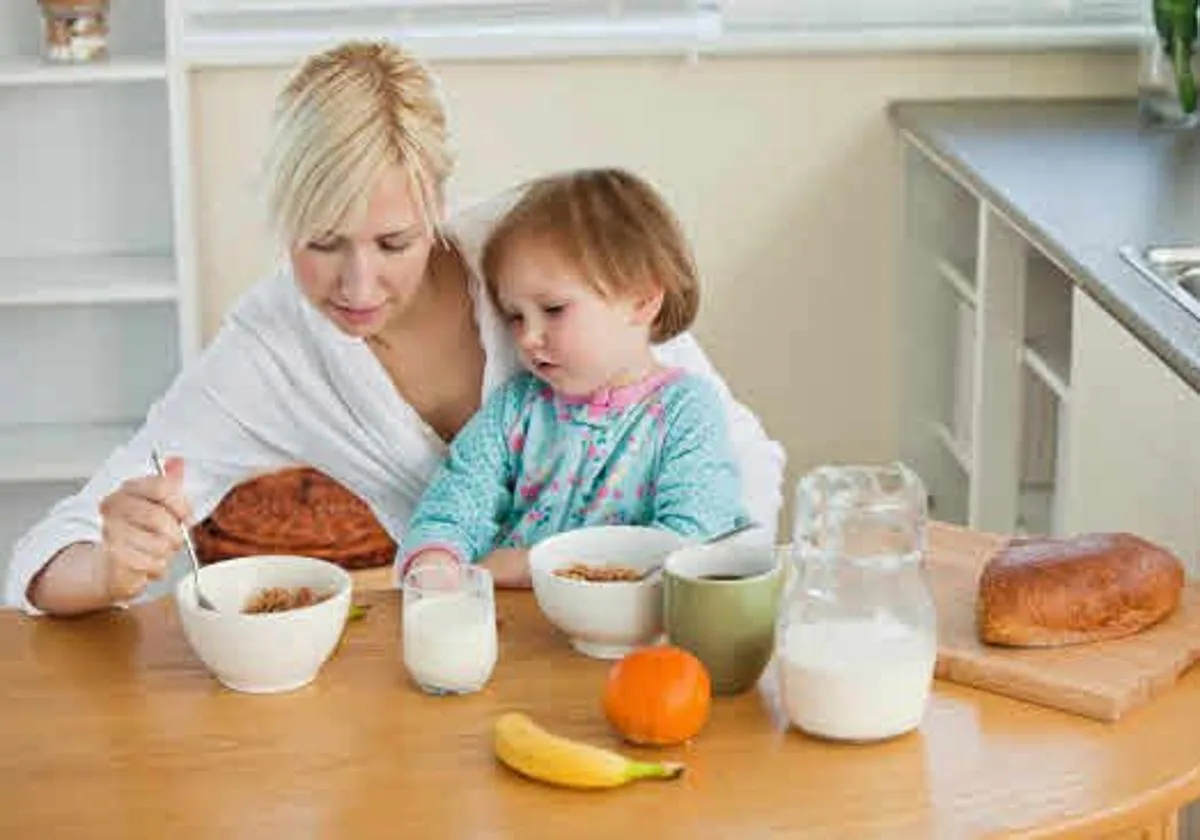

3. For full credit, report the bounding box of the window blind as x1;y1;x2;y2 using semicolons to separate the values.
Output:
177;0;1142;64
181;2;721;47
180;0;723;63
183;0;1140;29
183;0;718;26
719;0;1141;29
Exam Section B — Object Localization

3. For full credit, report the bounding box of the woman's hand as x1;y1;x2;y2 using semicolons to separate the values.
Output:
478;547;531;589
96;456;192;602
27;457;193;615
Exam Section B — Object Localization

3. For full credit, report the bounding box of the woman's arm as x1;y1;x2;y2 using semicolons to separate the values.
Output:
25;543;112;616
652;334;787;542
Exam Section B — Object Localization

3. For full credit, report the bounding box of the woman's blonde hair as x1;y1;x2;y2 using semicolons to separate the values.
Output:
481;168;700;343
264;40;454;244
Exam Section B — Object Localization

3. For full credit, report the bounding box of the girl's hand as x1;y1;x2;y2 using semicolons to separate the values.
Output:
478;547;531;589
403;549;463;590
96;456;192;603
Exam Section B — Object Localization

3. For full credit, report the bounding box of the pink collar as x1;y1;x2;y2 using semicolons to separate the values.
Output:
559;367;684;419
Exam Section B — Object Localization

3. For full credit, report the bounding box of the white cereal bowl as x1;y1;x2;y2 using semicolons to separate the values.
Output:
175;555;352;694
528;526;690;660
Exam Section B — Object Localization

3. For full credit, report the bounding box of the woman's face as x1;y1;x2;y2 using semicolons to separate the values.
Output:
290;165;438;338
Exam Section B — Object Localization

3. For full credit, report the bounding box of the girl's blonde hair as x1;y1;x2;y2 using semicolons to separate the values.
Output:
481;168;700;343
264;40;454;245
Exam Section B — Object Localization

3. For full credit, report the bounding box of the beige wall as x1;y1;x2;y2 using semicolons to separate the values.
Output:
191;48;1136;511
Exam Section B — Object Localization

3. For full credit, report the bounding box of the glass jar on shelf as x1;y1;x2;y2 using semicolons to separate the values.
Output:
37;0;111;64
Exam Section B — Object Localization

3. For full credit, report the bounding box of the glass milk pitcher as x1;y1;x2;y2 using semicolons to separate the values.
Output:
777;462;937;742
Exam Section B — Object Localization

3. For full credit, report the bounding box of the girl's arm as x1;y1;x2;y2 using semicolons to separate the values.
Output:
396;379;521;577
652;334;787;540
650;376;755;539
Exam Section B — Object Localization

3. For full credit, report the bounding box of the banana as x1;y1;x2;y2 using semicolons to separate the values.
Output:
493;712;684;790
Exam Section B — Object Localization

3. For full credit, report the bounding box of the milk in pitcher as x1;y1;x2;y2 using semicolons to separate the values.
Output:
779;615;936;741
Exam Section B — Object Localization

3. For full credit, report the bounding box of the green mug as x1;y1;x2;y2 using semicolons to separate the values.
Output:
663;541;785;695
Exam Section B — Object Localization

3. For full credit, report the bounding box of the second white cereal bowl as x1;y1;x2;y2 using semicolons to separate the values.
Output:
528;526;690;660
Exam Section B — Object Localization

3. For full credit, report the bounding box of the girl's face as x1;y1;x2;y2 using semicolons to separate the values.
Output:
493;235;662;397
290;165;438;338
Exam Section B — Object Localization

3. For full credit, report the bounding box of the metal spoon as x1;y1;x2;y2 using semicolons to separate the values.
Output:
150;449;216;611
638;521;759;581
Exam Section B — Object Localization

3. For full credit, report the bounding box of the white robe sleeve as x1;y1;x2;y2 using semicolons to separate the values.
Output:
652;334;787;542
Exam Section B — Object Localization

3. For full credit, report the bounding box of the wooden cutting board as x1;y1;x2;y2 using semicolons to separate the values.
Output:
927;522;1200;722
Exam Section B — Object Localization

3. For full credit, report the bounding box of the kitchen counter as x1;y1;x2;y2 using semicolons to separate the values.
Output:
888;98;1200;394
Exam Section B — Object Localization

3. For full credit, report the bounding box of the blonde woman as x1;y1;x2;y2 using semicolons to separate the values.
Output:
7;41;785;616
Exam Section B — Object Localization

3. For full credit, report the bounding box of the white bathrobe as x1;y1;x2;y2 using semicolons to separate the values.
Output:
4;195;787;613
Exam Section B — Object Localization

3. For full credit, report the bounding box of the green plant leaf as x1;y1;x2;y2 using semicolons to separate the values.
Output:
1154;0;1200;113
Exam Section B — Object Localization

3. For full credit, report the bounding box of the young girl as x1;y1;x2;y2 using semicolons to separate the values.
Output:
397;168;752;584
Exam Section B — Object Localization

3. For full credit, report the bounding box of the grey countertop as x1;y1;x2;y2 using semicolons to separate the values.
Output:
888;98;1200;393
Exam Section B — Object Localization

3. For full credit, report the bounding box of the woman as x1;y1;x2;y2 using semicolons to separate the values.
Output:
5;40;785;616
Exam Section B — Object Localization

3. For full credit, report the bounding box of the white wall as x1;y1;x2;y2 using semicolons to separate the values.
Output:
191;48;1137;521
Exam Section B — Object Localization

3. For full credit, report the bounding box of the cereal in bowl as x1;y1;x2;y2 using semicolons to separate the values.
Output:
243;586;331;614
553;563;643;583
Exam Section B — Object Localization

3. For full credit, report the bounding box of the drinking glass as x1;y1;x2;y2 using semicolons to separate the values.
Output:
402;564;497;695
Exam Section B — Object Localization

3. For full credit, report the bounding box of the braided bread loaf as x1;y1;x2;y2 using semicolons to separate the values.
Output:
191;467;396;570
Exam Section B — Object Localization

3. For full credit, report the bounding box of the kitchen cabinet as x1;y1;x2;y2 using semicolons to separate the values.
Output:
0;0;197;572
898;139;1200;572
1062;291;1200;572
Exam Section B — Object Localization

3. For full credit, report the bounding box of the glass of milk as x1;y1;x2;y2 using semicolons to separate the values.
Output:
402;564;497;695
777;462;937;743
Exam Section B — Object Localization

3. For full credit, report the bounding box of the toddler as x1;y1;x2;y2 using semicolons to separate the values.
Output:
397;168;751;584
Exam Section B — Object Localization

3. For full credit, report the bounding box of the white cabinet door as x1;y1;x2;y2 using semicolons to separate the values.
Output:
1062;289;1200;574
1183;366;1200;574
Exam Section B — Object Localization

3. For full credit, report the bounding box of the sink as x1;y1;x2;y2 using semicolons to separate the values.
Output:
1181;272;1200;302
1119;245;1200;321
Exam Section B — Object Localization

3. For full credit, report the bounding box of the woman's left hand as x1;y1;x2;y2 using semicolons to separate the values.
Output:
478;547;531;589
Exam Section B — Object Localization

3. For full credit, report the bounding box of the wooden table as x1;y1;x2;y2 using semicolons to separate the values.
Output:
2;581;1200;839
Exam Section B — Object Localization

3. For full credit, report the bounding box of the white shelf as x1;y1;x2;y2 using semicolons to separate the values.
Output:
935;257;977;307
931;420;972;475
1022;336;1071;402
0;56;167;87
0;422;136;482
0;255;177;307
